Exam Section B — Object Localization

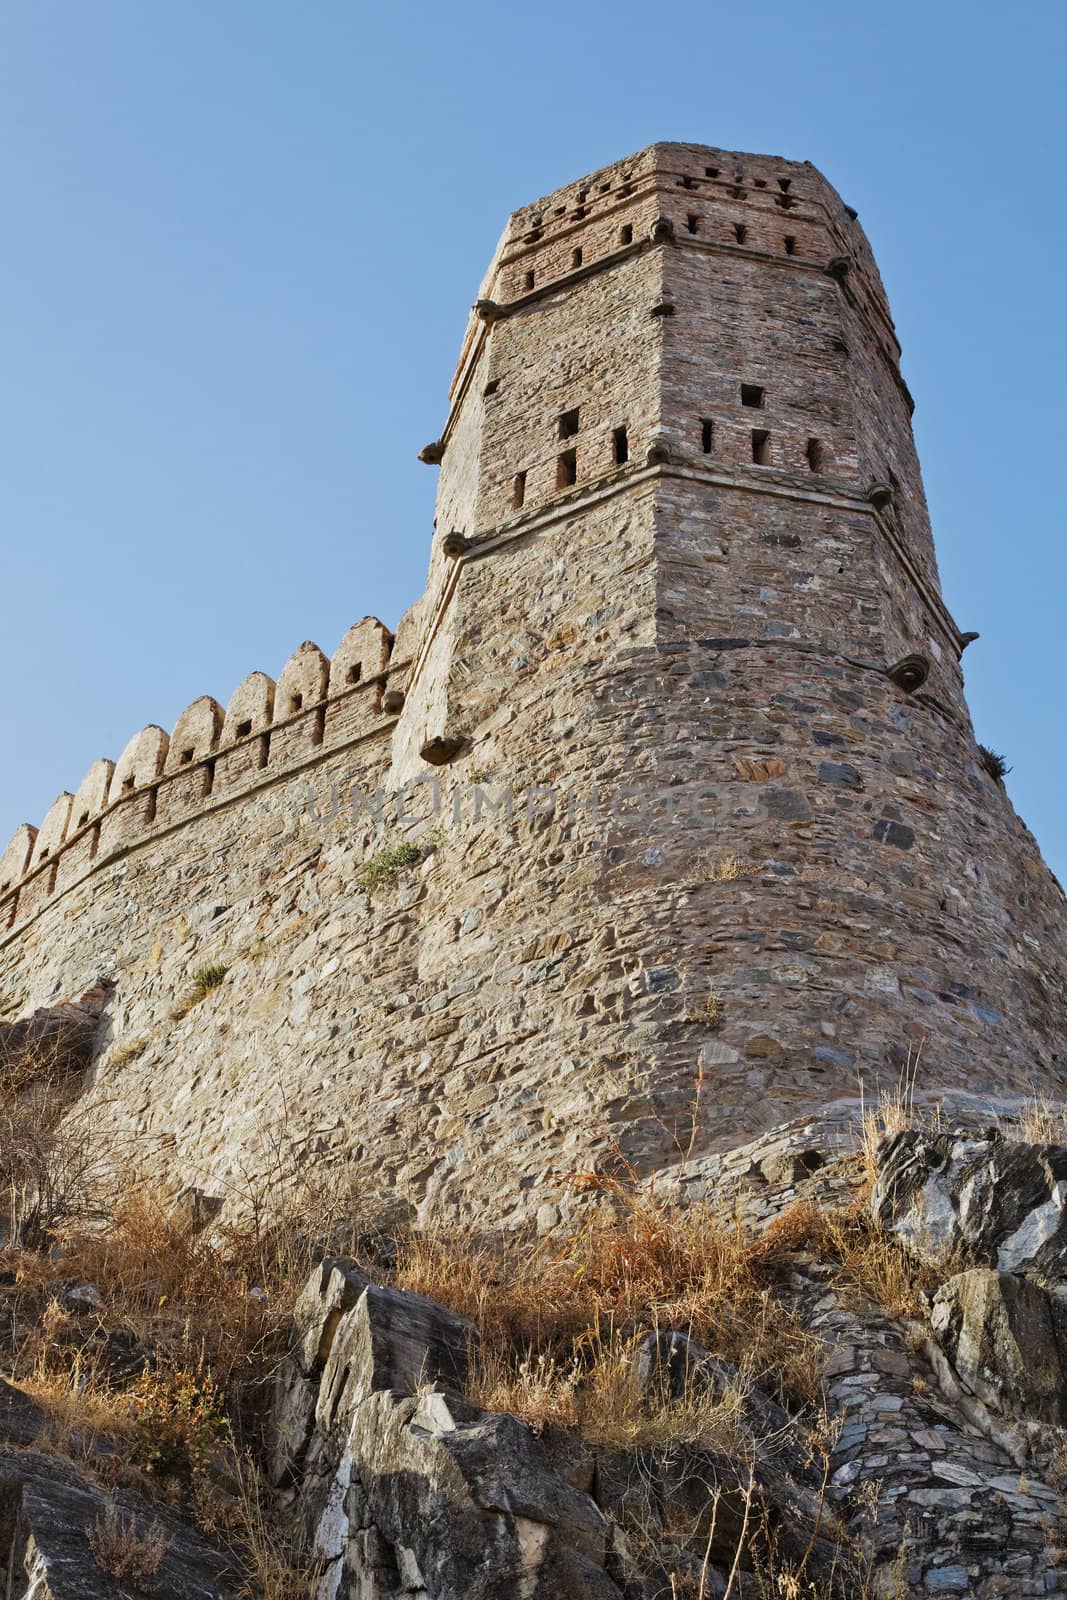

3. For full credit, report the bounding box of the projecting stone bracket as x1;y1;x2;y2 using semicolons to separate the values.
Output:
646;436;675;465
441;531;472;558
826;255;852;282
418;440;445;465
649;215;675;244
473;299;504;324
419;733;465;766
867;481;894;509
885;654;930;694
381;688;406;715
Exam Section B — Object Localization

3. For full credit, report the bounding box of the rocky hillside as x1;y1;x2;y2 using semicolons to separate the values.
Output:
1;998;1067;1596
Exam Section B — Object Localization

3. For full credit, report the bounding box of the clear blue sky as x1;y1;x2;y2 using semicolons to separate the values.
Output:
2;2;1065;881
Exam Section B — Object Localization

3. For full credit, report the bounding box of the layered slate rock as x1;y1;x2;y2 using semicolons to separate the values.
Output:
0;1449;236;1600
871;1128;1067;1276
929;1267;1067;1426
276;1262;623;1599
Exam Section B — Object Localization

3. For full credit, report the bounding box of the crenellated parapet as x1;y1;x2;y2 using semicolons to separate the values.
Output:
0;617;399;934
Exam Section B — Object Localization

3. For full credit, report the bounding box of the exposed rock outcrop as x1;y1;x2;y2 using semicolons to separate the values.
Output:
871;1127;1067;1277
929;1267;1067;1426
275;1260;624;1599
0;985;105;1085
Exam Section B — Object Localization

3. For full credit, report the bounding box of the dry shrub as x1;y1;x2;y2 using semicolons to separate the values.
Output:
130;1365;227;1481
87;1503;171;1591
687;855;759;885
0;1035;118;1251
686;993;724;1031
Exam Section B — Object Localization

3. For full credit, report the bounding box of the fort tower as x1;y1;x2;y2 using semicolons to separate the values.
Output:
1;144;1063;1219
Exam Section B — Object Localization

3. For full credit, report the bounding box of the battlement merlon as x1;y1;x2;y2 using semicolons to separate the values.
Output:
0;617;398;922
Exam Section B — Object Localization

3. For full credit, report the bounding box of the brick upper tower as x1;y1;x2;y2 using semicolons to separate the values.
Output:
393;140;1066;1166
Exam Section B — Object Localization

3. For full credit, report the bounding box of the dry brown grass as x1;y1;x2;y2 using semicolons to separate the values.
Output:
218;1454;325;1600
398;1163;924;1596
398;1167;825;1431
858;1048;923;1185
109;1035;151;1070
470;1329;753;1454
0;1108;372;1597
170;963;229;1022
1007;1094;1067;1147
760;1197;936;1320
687;855;759;886
2;1184;330;1591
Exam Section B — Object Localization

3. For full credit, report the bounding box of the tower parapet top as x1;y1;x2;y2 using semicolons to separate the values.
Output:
447;144;898;404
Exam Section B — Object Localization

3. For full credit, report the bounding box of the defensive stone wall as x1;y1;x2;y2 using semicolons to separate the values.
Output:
0;618;397;935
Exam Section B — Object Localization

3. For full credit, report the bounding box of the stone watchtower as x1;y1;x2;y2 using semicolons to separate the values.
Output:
2;142;1064;1223
392;140;1066;1171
